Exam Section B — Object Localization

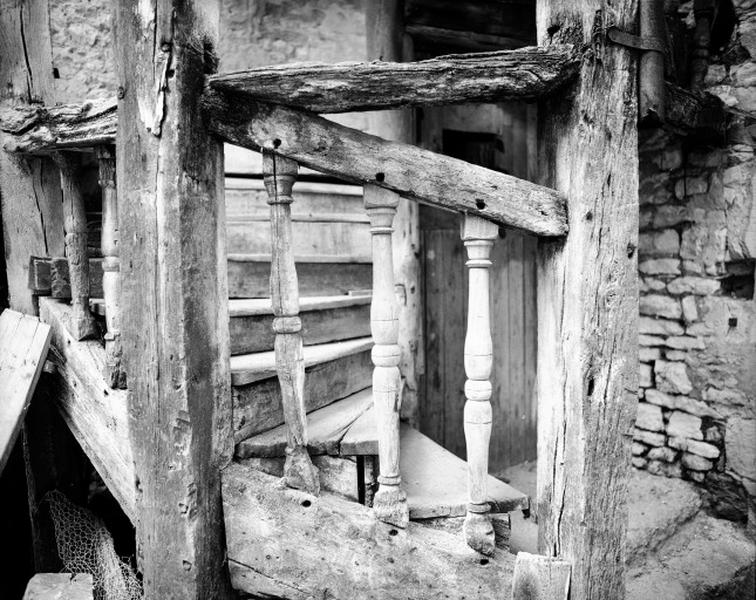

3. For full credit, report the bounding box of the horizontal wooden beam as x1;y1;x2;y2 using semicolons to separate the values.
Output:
208;46;579;114
38;298;136;522
662;82;730;140
223;461;516;599
203;91;568;236
0;100;116;154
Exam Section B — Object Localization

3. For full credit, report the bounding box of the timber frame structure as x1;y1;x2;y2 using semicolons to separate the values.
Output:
0;0;732;598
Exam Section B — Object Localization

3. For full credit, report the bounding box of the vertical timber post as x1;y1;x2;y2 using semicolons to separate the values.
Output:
115;1;233;598
535;2;639;599
366;0;422;425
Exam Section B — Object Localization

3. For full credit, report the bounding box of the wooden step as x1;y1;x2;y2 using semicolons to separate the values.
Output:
236;391;530;518
231;338;373;442
229;294;370;355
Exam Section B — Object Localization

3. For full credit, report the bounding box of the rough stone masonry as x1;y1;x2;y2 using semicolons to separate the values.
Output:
634;0;756;529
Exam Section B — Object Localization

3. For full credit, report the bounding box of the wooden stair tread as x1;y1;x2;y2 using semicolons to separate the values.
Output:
238;395;530;518
236;388;373;458
229;294;370;317
231;337;373;386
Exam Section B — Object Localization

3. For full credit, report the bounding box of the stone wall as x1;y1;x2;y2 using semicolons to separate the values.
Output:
633;1;756;525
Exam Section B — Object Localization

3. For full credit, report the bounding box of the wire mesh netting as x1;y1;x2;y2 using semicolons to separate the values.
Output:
47;490;142;600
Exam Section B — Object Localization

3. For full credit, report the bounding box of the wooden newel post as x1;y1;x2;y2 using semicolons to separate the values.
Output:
263;150;320;496
52;152;97;341
364;184;408;528
96;146;125;389
461;214;498;555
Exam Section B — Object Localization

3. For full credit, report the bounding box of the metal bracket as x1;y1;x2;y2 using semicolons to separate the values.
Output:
606;26;665;52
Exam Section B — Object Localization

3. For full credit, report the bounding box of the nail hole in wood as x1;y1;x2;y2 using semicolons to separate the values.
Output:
388;528;398;537
301;499;311;508
587;377;595;396
585;210;593;221
375;172;385;182
729;317;738;328
475;199;486;210
479;559;489;566
273;138;282;148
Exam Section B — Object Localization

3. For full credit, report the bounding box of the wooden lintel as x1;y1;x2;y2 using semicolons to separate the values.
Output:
203;91;568;237
223;461;516;599
207;46;579;113
0;100;116;155
37;298;136;522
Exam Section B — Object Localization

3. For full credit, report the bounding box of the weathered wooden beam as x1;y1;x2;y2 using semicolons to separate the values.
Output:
208;46;579;113
663;82;730;139
28;256;104;298
38;298;136;522
223;461;516;599
203;91;568;237
0;100;116;155
115;0;233;597
535;3;638;599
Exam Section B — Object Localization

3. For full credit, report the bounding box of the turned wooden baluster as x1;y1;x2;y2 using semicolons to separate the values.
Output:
462;214;498;556
263;151;320;495
53;152;97;341
364;184;408;528
96;146;126;389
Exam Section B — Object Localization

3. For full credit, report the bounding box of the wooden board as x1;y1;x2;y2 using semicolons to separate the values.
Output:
230;296;370;354
208;46;579;113
236;388;373;459
227;257;371;298
231;337;373;386
22;573;93;600
222;462;516;600
233;348;373;443
341;414;530;519
0;310;51;474
38;299;136;521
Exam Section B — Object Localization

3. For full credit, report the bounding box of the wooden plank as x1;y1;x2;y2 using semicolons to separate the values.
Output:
232;348;373;443
341;417;529;519
222;462;516;600
236;388;373;459
0;310;51;475
535;3;638;598
38;298;136;521
231;337;373;386
114;0;233;596
240;455;360;502
22;573;93;600
208;46;579;113
511;552;571;600
227;258;372;298
202;91;568;237
230;298;370;354
29;257;104;298
0;100;116;155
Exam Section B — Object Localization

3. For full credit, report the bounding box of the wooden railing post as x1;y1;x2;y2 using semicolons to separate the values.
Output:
52;152;97;341
96;146;125;389
364;184;408;528
263;150;320;496
461;214;498;555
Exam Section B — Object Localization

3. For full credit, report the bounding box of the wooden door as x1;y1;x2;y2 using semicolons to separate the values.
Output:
419;103;538;472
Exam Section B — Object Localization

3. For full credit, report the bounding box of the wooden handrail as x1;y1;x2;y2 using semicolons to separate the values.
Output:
262;151;320;495
461;214;498;555
364;184;408;528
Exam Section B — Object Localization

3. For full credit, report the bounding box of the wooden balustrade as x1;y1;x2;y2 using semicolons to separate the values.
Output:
461;214;499;555
52;152;97;341
96;146;126;389
364;184;408;528
263;150;320;495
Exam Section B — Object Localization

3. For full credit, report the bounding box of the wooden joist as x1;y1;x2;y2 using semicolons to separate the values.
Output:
38;298;136;522
0;100;116;154
207;46;579;113
203;91;568;237
223;462;517;599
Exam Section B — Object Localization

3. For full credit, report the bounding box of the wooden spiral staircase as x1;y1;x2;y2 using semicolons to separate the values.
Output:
0;0;661;597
